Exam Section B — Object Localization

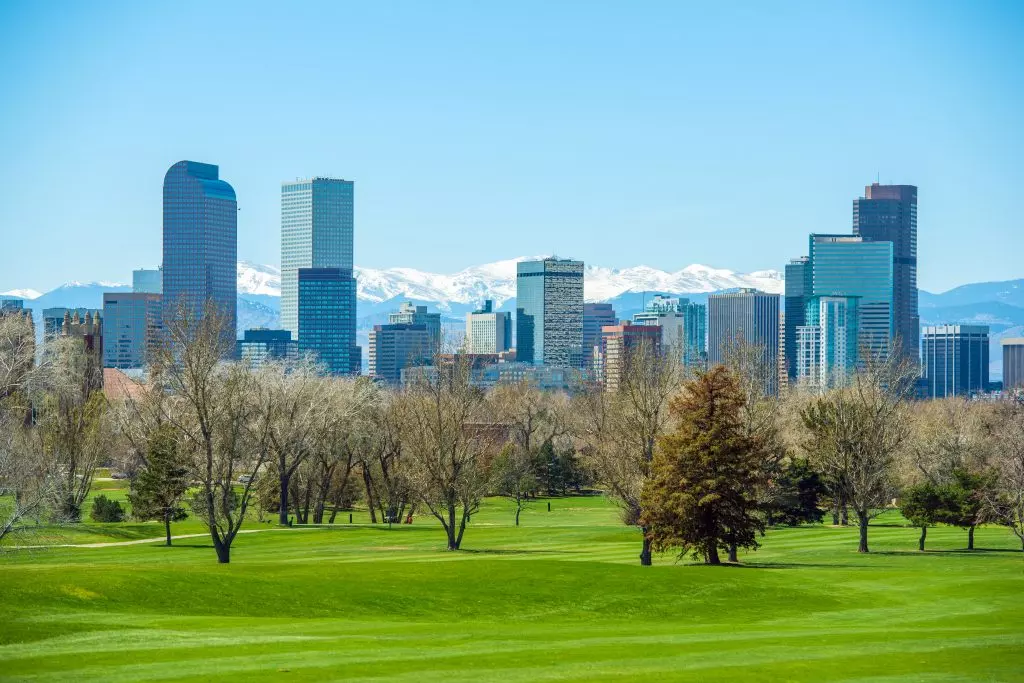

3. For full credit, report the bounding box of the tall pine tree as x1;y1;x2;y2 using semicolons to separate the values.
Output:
640;366;765;565
129;425;189;546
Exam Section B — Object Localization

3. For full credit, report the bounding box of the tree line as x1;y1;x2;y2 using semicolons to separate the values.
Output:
2;308;1024;566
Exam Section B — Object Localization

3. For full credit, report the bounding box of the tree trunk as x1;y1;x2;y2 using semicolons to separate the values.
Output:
857;511;869;553
728;541;738;563
968;525;975;550
515;506;521;527
212;534;231;564
362;469;377;523
447;505;458;551
640;528;652;566
278;472;290;526
329;506;339;524
919;526;927;552
706;544;721;565
164;510;172;547
840;504;849;526
831;504;839;526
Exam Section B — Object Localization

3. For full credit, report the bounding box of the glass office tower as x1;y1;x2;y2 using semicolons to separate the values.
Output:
809;235;893;362
853;183;918;361
102;293;162;369
796;295;858;392
707;288;780;394
784;257;811;383
162;161;237;339
281;178;354;337
516;258;584;368
297;268;360;375
922;325;989;398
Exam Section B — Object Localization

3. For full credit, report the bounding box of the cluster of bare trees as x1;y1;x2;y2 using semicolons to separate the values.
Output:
0;313;115;542
5;305;1024;566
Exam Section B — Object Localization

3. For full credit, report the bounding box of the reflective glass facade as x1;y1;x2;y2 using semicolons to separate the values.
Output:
784;257;811;382
796;296;858;392
281;178;354;336
102;293;162;369
297;268;360;375
853;184;918;361
922;325;989;398
162;161;237;339
632;296;706;367
132;268;162;294
516;258;584;367
707;289;780;394
809;235;893;362
389;302;441;354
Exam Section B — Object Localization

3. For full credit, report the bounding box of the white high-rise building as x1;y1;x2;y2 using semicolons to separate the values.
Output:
280;178;354;337
465;300;511;354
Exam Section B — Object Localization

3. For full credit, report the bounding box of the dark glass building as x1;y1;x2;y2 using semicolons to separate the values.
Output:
784;257;811;383
853;183;918;362
162;161;237;340
102;293;162;369
583;303;617;361
238;328;298;368
368;323;430;385
516;258;584;367
921;325;989;398
1003;338;1024;390
297;268;360;375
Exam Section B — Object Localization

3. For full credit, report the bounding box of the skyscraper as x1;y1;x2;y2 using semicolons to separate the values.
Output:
853;183;918;361
1003;338;1024;390
238;329;298;368
132;268;162;294
583;303;617;361
921;325;989;398
784;257;811;383
297;268;360;375
465;300;512;354
795;295;858;392
600;322;662;391
632;295;706;367
390;302;441;354
162;161;237;338
280;177;354;337
368;323;431;385
707;289;780;394
516;258;584;368
102;292;162;369
809;235;894;362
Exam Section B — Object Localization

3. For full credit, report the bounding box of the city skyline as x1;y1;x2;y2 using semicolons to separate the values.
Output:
1;3;1022;293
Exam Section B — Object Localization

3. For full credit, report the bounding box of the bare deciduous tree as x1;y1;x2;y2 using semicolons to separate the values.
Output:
572;339;685;565
151;302;270;563
801;349;916;552
988;396;1024;551
399;356;491;550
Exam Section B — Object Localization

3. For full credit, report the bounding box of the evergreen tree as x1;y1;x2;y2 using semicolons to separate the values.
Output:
764;458;827;526
640;366;765;565
941;468;995;550
129;426;189;546
900;482;946;551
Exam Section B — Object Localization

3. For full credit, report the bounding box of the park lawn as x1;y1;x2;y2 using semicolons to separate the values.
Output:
0;497;1022;682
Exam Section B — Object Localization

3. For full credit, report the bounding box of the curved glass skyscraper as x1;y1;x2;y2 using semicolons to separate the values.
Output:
162;161;237;339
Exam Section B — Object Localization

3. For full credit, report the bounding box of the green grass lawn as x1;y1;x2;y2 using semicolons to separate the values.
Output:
1;497;1022;682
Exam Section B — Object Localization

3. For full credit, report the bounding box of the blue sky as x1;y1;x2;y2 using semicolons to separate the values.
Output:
0;1;1021;293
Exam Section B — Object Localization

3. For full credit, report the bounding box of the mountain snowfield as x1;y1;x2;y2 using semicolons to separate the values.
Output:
237;257;784;308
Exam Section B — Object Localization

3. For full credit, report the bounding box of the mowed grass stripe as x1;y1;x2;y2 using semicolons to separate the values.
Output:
1;496;1022;681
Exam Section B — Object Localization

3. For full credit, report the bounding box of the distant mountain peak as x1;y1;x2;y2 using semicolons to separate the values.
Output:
1;288;43;300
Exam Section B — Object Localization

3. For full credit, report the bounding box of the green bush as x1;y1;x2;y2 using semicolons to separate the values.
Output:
90;495;126;523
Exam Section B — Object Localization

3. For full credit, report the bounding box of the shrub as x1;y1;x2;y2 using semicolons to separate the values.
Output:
90;495;126;523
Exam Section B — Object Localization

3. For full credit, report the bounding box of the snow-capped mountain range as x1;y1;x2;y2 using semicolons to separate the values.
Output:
234;257;784;309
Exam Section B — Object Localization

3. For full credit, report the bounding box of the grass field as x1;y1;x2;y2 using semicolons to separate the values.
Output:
1;496;1023;682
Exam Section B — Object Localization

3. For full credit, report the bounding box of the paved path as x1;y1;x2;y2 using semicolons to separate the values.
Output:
7;526;315;550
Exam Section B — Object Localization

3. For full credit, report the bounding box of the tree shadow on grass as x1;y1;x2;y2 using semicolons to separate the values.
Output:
719;561;868;570
458;548;563;556
871;548;1023;556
